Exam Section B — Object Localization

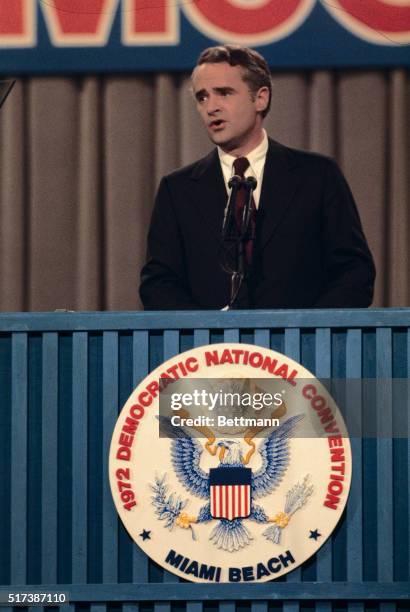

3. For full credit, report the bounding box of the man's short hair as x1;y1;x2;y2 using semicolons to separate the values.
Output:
196;44;272;118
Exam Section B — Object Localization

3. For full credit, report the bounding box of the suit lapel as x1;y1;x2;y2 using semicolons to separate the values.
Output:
190;149;227;240
187;140;299;247
258;139;299;250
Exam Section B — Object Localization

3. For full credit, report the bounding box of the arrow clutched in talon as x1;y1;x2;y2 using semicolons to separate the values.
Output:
189;525;197;541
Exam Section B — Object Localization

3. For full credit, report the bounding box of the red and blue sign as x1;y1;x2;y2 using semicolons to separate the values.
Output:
0;0;409;73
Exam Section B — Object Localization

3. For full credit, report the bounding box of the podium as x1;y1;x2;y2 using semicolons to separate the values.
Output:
0;309;408;605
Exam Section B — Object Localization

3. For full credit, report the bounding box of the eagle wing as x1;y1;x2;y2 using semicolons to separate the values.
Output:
157;415;209;498
252;414;304;499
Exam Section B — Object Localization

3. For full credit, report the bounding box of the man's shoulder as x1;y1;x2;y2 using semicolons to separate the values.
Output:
269;138;338;171
161;149;218;184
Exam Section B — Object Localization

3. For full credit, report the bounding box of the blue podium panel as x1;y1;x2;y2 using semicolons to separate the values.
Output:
0;310;409;609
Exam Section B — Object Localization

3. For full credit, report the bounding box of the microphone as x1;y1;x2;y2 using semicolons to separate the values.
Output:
228;175;242;189
241;176;258;234
222;175;242;239
245;176;257;190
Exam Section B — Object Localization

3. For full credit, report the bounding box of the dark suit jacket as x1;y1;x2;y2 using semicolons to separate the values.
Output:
140;139;375;309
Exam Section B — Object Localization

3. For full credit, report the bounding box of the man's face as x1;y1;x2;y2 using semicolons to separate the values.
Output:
191;62;269;156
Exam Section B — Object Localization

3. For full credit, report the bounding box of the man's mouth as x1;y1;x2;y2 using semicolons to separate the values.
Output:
209;119;226;130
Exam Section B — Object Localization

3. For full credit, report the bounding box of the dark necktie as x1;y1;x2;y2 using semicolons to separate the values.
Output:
233;157;257;265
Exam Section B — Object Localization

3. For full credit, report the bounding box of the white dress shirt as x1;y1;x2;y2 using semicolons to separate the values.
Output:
217;129;269;208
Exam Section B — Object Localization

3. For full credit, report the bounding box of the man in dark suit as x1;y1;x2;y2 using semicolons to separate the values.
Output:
140;45;375;310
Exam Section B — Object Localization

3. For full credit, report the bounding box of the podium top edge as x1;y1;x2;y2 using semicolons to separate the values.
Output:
0;308;409;332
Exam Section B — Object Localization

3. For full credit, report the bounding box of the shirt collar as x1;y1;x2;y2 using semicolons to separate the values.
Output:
218;129;268;178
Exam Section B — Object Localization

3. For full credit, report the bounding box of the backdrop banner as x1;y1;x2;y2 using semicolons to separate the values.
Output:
0;0;409;73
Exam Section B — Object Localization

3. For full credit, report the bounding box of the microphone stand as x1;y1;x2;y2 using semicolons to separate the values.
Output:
229;176;257;309
222;175;242;239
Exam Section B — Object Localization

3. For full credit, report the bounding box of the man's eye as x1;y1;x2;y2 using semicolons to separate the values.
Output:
197;95;207;103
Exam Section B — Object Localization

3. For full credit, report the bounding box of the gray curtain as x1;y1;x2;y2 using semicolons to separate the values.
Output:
0;69;409;311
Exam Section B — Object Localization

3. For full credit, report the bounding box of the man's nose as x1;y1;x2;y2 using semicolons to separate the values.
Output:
206;95;220;115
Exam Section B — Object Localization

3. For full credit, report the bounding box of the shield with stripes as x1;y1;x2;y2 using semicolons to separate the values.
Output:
209;467;252;520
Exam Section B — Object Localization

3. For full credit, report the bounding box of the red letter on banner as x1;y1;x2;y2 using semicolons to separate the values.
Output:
183;0;315;45
0;0;35;47
122;0;179;44
320;0;410;44
40;0;118;46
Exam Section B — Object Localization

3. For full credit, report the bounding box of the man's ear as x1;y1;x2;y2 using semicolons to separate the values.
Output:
255;86;270;114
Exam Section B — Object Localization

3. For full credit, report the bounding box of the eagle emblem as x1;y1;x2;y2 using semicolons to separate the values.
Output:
151;412;313;552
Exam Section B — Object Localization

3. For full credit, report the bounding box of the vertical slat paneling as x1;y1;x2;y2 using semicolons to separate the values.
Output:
72;332;88;583
408;328;410;582
133;331;149;387
90;603;107;612
254;329;270;347
284;328;301;605
162;330;180;584
11;333;28;584
123;604;138;612
346;330;364;612
315;329;332;612
284;329;301;361
102;332;119;583
187;601;204;612
219;603;235;612
251;602;268;612
132;331;149;583
315;329;331;377
224;329;240;342
163;330;180;360
41;333;58;584
376;329;394;612
154;603;172;612
194;329;210;347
